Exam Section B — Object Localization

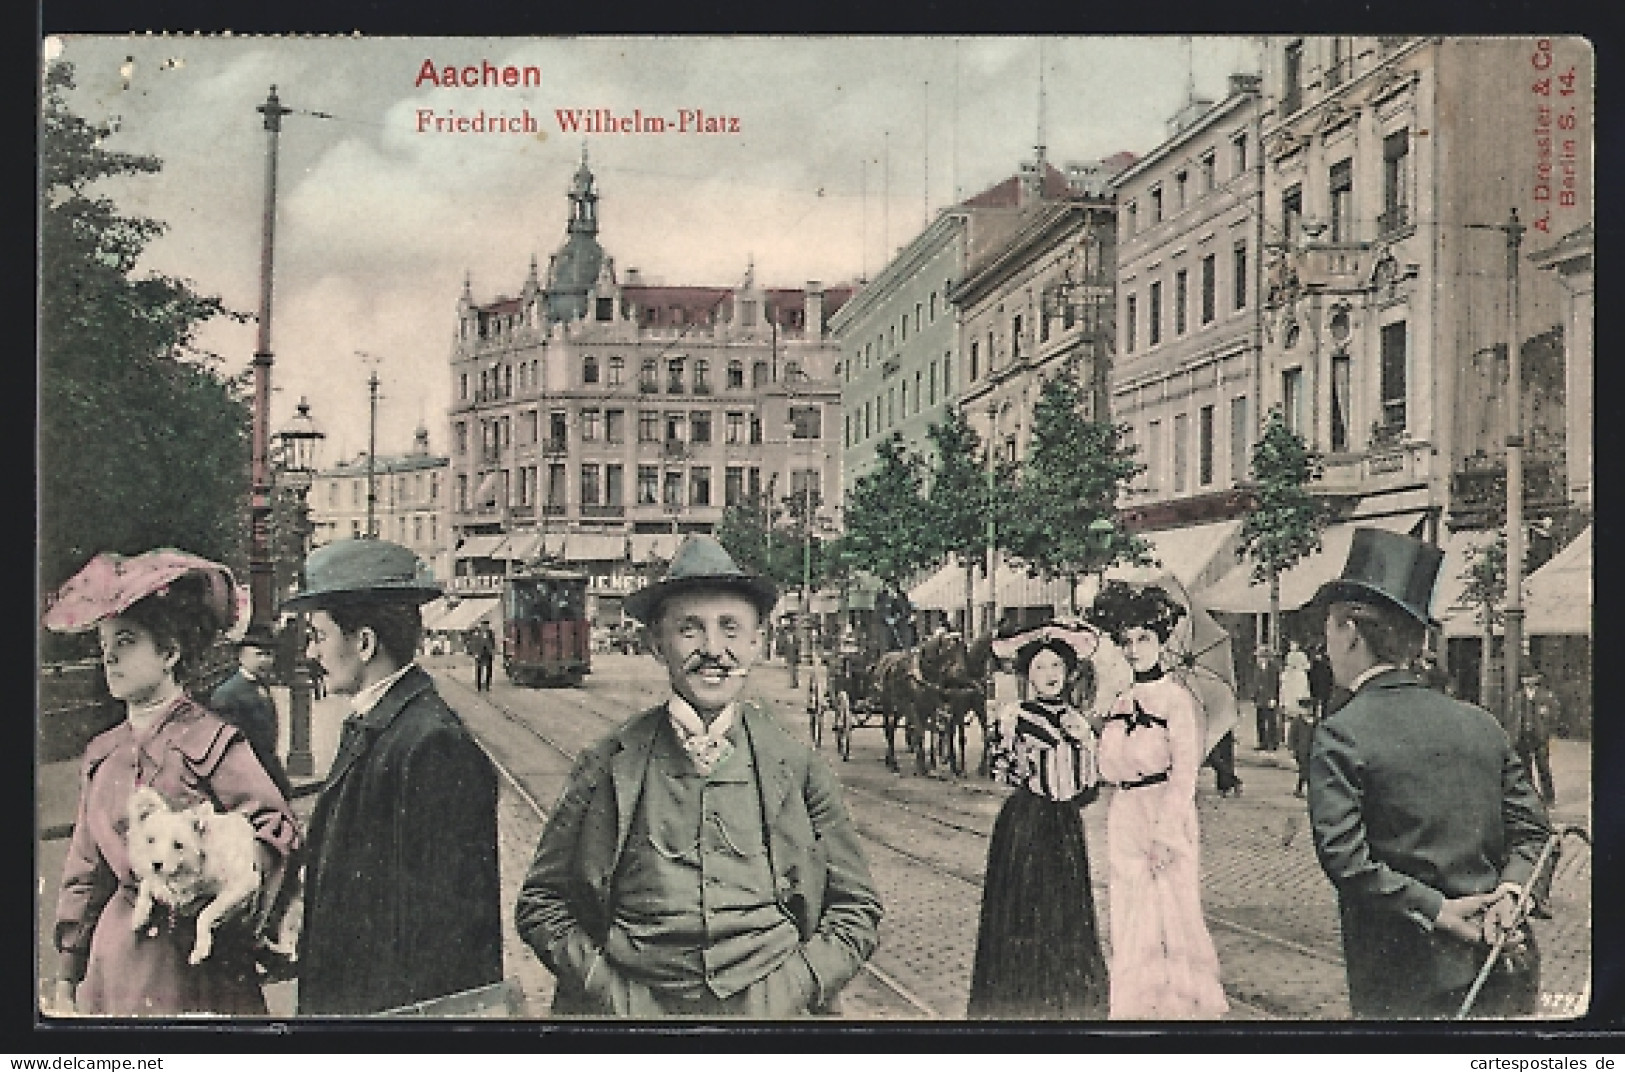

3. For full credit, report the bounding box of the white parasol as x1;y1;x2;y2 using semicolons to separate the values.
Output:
1125;573;1240;759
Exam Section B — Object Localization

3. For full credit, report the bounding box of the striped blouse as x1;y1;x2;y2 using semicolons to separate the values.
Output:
988;699;1100;803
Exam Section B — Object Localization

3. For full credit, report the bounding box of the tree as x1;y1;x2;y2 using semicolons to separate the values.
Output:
1006;366;1149;614
1237;408;1328;652
40;62;250;657
1459;534;1508;710
923;410;999;633
842;433;936;598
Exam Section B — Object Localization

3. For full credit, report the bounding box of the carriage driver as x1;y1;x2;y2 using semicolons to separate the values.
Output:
516;535;883;1017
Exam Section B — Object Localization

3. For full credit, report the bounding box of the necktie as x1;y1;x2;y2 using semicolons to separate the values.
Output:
668;701;737;776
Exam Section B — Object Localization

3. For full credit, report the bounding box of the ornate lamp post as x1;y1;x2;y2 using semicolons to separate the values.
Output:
275;398;325;779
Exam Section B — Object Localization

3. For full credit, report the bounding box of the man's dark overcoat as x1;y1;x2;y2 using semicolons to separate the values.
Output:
210;669;293;800
1308;669;1550;1018
515;699;882;1016
296;665;502;1014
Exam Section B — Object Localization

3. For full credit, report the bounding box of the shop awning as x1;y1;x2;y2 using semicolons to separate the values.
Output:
629;534;682;564
496;533;543;561
435;596;501;632
908;558;1073;613
419;596;457;630
455;534;506;560
1434;529;1501;637
1197;512;1428;614
564;534;628;562
1105;519;1244;593
1444;526;1591;638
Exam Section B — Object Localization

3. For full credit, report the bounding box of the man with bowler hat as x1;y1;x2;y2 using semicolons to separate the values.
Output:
516;535;882;1017
1307;528;1551;1018
211;623;294;800
288;538;502;1015
468;621;496;692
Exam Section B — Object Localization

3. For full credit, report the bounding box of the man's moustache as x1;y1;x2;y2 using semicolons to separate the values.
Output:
684;656;744;677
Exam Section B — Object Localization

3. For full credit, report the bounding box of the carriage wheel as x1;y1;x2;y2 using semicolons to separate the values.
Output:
835;691;854;761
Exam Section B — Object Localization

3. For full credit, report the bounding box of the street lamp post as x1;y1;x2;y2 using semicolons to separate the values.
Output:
1502;208;1527;717
249;86;293;628
984;401;1002;637
275;398;325;779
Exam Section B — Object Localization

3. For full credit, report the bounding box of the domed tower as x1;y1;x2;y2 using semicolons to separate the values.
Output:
545;144;606;323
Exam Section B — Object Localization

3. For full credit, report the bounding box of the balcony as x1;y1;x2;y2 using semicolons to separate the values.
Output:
543;504;567;516
1449;454;1567;528
1297;241;1372;289
662;440;688;460
581;504;625;518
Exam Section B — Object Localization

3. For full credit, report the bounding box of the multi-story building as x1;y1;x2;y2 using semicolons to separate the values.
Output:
309;424;451;581
446;151;850;620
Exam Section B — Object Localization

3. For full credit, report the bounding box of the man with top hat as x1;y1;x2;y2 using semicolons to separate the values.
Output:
210;623;294;801
1307;528;1551;1019
1507;669;1559;807
516;535;882;1017
288;538;502;1015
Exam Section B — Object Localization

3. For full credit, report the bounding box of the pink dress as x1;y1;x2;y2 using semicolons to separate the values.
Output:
1096;670;1228;1019
55;696;301;1016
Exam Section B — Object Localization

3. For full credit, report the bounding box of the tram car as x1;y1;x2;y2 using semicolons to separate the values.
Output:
501;568;592;687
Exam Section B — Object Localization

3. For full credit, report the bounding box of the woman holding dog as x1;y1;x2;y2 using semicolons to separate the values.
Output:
44;551;301;1016
967;622;1109;1019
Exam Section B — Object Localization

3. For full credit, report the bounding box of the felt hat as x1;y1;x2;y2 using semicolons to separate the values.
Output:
1310;527;1442;628
43;550;241;635
624;535;777;624
283;538;442;611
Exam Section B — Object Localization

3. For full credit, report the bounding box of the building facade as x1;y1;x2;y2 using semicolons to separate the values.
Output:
309;424;452;581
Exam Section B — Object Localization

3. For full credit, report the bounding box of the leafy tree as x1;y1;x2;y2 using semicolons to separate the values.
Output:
923;410;999;632
1459;534;1507;710
842;433;936;599
1237;408;1328;652
40;61;250;658
1006;366;1149;614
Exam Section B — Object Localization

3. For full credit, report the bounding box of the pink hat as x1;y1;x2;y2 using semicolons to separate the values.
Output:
42;550;243;636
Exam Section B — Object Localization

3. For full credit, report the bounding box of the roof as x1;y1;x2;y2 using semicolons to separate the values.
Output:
620;284;854;332
322;452;449;477
478;297;524;315
959;163;1074;207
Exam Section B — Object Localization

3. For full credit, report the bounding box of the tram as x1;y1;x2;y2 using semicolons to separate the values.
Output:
501;567;592;687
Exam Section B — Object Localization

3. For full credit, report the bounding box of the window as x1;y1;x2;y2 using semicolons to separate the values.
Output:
886;388;895;427
747;467;762;499
1201;255;1216;325
639;410;660;442
430;472;439;503
969;340;979;380
640;359;659;393
1329;159;1353;243
1199;405;1215;486
1382;129;1411;233
691;411;712;443
1283;39;1304;115
547;464;566;507
928;363;937;405
637;465;659;505
725;466;744;507
605;409;625;444
1173;412;1190;493
862;400;870;440
455;422;468;455
663;470;683;508
929;293;937;320
1148;282;1162;346
752;361;769;388
605;464;623;507
749;415;763;444
456;474;468;511
728;360;744;389
608;356;623;386
1282;368;1306;436
580;464;601;505
667;358;686;394
1327;36;1349;89
1126;201;1138;235
596;296;613;321
583;355;599;384
914;370;923;412
790;468;821;507
549;411;567;452
1146;420;1162;491
843;414;851;448
694;359;711;394
1233;132;1249;175
664;413;685;443
459;373;468;401
1201;152;1216;193
1331;352;1353;452
1125;294;1138;352
740;300;757;327
1151;186;1163;223
1230;395;1249;482
941;355;951;396
726;412;744;444
790;406;821;439
1175;170;1188;211
900;381;909;414
1380;322;1408;432
1282;184;1304;246
1233;243;1249;310
691;467;712;506
1175;270;1188;335
580;408;600;442
503;364;512;397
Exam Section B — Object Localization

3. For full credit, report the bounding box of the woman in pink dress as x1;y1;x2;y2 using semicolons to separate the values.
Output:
1087;582;1227;1019
44;551;300;1016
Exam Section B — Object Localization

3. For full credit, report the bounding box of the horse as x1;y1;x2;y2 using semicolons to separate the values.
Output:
874;631;996;776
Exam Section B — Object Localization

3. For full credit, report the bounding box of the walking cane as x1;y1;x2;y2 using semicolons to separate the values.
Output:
1456;824;1591;1019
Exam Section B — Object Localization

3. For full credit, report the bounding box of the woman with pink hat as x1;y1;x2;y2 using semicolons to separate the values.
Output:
43;550;300;1016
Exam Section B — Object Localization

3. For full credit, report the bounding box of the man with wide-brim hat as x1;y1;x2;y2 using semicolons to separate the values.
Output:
1305;527;1550;1019
285;538;502;1015
209;622;293;800
517;535;881;1018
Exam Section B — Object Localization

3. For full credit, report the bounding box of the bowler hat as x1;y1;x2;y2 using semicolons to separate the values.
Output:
283;538;442;611
237;623;279;649
624;535;777;624
1310;527;1442;628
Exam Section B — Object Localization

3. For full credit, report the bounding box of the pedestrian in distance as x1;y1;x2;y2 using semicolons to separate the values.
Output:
210;623;294;801
1281;640;1314;797
1507;670;1559;808
43;551;300;1016
1307;528;1551;1019
1204;728;1244;797
469;621;496;692
1087;582;1229;1020
289;538;503;1015
516;535;882;1017
1254;646;1282;751
967;622;1109;1020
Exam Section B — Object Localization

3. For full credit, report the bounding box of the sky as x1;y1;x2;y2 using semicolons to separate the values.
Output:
44;35;1263;462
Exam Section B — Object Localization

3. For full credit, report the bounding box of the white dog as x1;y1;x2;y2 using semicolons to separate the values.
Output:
125;786;263;965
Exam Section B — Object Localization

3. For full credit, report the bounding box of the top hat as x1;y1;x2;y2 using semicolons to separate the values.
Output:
43;549;241;635
624;535;777;624
283;538;442;611
237;623;279;649
1311;527;1442;628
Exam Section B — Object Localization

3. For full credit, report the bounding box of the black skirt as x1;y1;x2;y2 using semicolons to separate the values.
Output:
966;786;1108;1019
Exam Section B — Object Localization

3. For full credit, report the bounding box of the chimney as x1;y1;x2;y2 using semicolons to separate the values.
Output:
805;281;824;337
624;267;642;286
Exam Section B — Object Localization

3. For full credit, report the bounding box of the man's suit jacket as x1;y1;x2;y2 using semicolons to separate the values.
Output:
210;670;293;800
515;698;883;1016
297;665;503;1015
1308;669;1550;1017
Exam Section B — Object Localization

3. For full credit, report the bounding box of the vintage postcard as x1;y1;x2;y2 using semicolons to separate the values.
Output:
36;34;1593;1030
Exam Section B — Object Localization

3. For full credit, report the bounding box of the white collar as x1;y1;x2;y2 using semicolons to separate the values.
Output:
240;666;263;684
1350;663;1399;694
127;688;184;735
668;692;737;737
351;661;416;717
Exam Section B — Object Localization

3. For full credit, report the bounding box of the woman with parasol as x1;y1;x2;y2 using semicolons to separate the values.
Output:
1087;580;1228;1019
966;621;1109;1020
44;550;301;1016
